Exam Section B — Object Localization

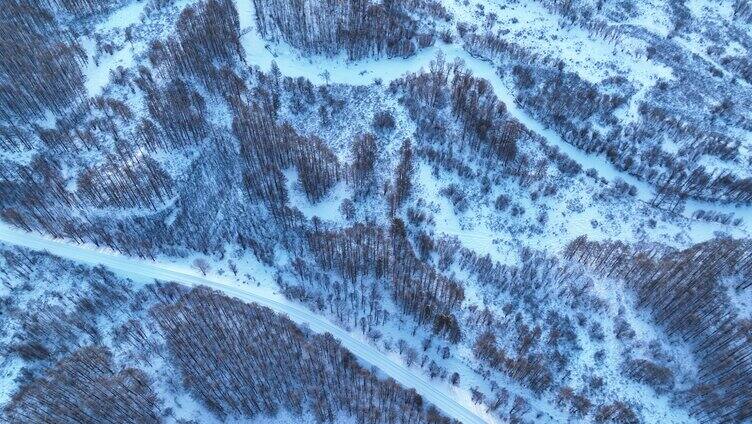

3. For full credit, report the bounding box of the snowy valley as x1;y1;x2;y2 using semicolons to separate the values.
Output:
1;0;751;423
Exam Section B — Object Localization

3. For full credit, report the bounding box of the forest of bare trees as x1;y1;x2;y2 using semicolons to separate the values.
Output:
149;0;242;83
463;28;752;206
0;1;87;129
252;0;434;60
5;347;162;424
400;57;519;156
1;247;457;423
2;0;752;422
565;236;752;422
150;286;455;423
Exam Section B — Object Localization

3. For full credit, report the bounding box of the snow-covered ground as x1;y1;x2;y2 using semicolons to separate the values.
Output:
78;0;750;242
0;223;495;424
230;0;752;234
6;0;751;422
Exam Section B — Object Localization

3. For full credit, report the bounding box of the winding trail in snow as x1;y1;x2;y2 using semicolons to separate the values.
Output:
0;223;495;424
82;0;749;235
233;0;752;233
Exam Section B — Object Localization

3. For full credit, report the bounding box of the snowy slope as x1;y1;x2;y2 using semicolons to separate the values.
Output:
232;0;752;233
4;0;751;422
0;223;494;424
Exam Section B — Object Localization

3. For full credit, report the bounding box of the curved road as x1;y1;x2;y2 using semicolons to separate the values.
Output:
0;224;492;424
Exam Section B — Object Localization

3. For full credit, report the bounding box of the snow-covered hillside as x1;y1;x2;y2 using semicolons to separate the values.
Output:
1;0;750;423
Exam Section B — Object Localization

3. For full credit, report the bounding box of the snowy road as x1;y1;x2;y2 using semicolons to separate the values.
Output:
0;224;493;424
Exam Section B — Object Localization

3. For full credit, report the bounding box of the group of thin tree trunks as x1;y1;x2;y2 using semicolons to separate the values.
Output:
565;236;752;422
1;246;455;423
1;0;751;422
252;0;433;60
463;28;752;206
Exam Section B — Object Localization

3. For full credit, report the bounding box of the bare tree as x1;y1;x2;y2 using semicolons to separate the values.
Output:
193;258;211;276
